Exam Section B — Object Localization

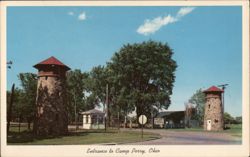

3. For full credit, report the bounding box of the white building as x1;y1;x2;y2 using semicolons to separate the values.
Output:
80;109;105;129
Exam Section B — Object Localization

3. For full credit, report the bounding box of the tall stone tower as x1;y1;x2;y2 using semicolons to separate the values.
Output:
203;86;224;131
33;56;70;136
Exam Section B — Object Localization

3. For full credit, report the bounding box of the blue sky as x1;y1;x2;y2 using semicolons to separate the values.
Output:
7;6;242;116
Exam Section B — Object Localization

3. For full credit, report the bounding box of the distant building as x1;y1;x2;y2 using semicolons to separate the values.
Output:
80;109;105;129
155;111;185;128
155;110;199;129
203;86;224;131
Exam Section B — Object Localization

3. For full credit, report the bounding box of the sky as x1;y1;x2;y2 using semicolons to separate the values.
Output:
7;6;242;117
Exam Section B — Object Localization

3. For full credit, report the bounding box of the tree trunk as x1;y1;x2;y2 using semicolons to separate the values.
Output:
27;117;32;131
7;84;15;134
136;104;143;127
28;122;31;130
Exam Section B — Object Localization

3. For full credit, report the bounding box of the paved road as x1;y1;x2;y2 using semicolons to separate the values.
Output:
122;129;241;145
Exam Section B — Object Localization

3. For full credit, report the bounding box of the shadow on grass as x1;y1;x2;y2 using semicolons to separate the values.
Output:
7;131;77;144
7;129;119;144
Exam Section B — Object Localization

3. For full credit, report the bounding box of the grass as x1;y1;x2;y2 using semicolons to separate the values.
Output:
224;124;242;138
163;124;242;138
8;124;32;132
7;123;242;144
8;125;160;145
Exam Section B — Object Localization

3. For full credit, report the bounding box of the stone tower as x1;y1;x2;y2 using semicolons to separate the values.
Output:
33;56;70;136
203;86;224;131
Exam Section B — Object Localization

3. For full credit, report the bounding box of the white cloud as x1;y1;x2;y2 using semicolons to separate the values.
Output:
137;7;195;36
177;7;195;17
78;12;87;21
68;11;74;16
137;15;177;36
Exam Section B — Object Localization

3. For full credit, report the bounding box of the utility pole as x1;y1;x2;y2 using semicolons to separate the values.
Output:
7;61;13;134
151;106;154;129
218;84;228;115
118;107;120;132
74;92;78;130
218;84;228;129
105;84;109;131
7;61;12;69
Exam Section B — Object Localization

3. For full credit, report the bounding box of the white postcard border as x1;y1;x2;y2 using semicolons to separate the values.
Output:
1;1;249;157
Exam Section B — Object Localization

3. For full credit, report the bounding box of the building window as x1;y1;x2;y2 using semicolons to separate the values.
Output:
208;104;211;109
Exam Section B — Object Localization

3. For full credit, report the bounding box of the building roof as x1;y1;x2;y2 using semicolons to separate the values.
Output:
203;86;223;93
80;109;105;115
33;56;70;70
156;111;185;118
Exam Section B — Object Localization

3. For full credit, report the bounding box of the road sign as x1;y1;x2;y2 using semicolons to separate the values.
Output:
138;115;147;125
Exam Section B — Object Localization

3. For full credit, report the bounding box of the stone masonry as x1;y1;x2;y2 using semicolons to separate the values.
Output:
203;86;224;131
33;56;70;136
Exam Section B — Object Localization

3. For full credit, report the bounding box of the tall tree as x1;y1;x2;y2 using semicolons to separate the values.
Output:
18;73;37;130
66;69;93;123
86;65;136;126
107;40;177;120
7;84;15;133
188;89;206;125
86;66;109;106
85;66;114;125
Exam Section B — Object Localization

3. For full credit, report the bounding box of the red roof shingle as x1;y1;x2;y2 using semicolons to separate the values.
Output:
203;86;223;93
34;56;70;70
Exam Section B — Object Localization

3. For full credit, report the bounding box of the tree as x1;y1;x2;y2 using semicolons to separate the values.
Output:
235;116;242;124
86;66;109;107
18;73;37;130
7;86;28;133
66;69;93;123
86;65;136;127
188;89;206;125
224;112;235;124
85;66;116;126
7;84;15;133
184;102;196;128
107;41;177;120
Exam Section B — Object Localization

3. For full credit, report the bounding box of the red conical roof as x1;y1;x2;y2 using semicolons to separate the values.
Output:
203;86;223;93
34;56;70;70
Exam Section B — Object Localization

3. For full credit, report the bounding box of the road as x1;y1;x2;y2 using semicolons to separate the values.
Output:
122;128;241;145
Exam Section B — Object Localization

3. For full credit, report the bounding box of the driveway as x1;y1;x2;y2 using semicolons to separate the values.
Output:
122;128;241;145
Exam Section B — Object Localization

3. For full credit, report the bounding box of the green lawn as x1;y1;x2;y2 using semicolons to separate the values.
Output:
224;124;242;137
164;124;242;137
8;126;160;145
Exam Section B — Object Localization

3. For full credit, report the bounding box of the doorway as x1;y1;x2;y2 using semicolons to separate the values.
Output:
207;120;212;130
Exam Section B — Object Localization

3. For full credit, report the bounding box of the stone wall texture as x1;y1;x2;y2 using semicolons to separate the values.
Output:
34;76;68;136
204;93;224;131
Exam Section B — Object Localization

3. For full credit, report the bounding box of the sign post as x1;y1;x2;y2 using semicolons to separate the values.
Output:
138;115;147;139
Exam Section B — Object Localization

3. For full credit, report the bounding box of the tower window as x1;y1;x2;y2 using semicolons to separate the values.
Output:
45;76;48;80
208;104;210;109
